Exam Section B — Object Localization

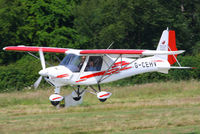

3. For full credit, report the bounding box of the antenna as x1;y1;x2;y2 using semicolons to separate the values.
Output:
107;41;114;49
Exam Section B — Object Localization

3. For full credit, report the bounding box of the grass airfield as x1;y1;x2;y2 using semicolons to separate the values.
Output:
0;80;200;134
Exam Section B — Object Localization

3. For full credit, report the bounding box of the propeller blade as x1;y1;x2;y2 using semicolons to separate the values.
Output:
34;76;43;89
39;49;46;70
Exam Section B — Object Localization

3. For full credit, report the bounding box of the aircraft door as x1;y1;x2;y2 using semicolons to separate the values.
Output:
84;56;103;72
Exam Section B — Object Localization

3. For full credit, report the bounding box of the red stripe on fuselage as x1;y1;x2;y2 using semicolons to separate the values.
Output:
56;74;69;78
76;61;132;83
152;60;163;62
111;61;129;68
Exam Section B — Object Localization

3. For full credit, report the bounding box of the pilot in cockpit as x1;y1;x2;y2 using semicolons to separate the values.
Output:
78;56;86;70
86;60;97;71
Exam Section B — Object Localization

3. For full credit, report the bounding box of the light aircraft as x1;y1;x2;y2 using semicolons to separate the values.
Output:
3;28;192;107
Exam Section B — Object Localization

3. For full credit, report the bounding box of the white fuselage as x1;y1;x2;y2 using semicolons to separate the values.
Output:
42;56;170;87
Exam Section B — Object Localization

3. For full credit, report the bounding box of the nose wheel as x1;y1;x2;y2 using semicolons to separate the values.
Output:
72;85;87;101
73;96;81;101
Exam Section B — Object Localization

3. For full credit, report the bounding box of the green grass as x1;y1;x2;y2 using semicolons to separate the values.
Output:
0;80;200;134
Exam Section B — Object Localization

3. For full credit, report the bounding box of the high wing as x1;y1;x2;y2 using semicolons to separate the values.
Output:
66;49;184;58
3;46;184;57
79;49;184;57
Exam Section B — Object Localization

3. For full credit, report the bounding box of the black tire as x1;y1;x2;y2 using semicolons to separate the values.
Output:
50;101;60;106
73;96;81;101
99;98;107;102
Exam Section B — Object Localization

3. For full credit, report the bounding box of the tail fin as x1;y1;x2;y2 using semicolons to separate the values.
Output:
156;28;178;65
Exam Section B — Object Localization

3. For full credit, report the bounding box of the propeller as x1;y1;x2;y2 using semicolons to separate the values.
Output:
39;49;46;70
33;49;46;89
33;76;43;89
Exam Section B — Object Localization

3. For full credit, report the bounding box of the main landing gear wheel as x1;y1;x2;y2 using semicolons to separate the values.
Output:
99;98;107;102
49;94;64;106
51;101;60;106
97;91;112;102
89;84;112;102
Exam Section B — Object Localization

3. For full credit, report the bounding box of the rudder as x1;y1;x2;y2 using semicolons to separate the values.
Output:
168;30;177;65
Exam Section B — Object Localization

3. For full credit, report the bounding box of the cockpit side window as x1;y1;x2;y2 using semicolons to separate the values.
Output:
85;56;103;71
60;54;75;66
60;54;85;72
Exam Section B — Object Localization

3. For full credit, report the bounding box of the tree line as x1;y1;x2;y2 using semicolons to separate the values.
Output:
0;0;199;90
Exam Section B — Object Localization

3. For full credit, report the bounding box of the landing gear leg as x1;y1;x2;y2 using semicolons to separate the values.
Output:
89;84;101;93
54;86;60;94
98;84;101;92
73;85;87;101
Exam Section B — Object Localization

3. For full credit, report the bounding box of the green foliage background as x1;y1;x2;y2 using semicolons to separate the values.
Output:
0;0;199;91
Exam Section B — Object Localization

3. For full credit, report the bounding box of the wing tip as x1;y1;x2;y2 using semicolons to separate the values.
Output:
178;50;185;54
3;47;7;51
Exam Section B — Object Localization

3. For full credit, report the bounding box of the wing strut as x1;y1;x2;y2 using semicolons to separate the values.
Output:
98;54;121;84
106;42;114;49
100;57;139;83
27;52;52;66
168;46;181;67
167;45;193;69
98;55;140;84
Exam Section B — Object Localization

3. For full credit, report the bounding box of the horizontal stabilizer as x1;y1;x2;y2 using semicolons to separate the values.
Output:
142;50;185;56
158;66;194;70
170;66;194;69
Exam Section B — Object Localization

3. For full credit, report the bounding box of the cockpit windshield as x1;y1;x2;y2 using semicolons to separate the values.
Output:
60;54;85;72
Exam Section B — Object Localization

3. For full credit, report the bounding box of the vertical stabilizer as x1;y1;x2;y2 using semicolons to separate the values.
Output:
156;29;169;60
156;28;178;65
